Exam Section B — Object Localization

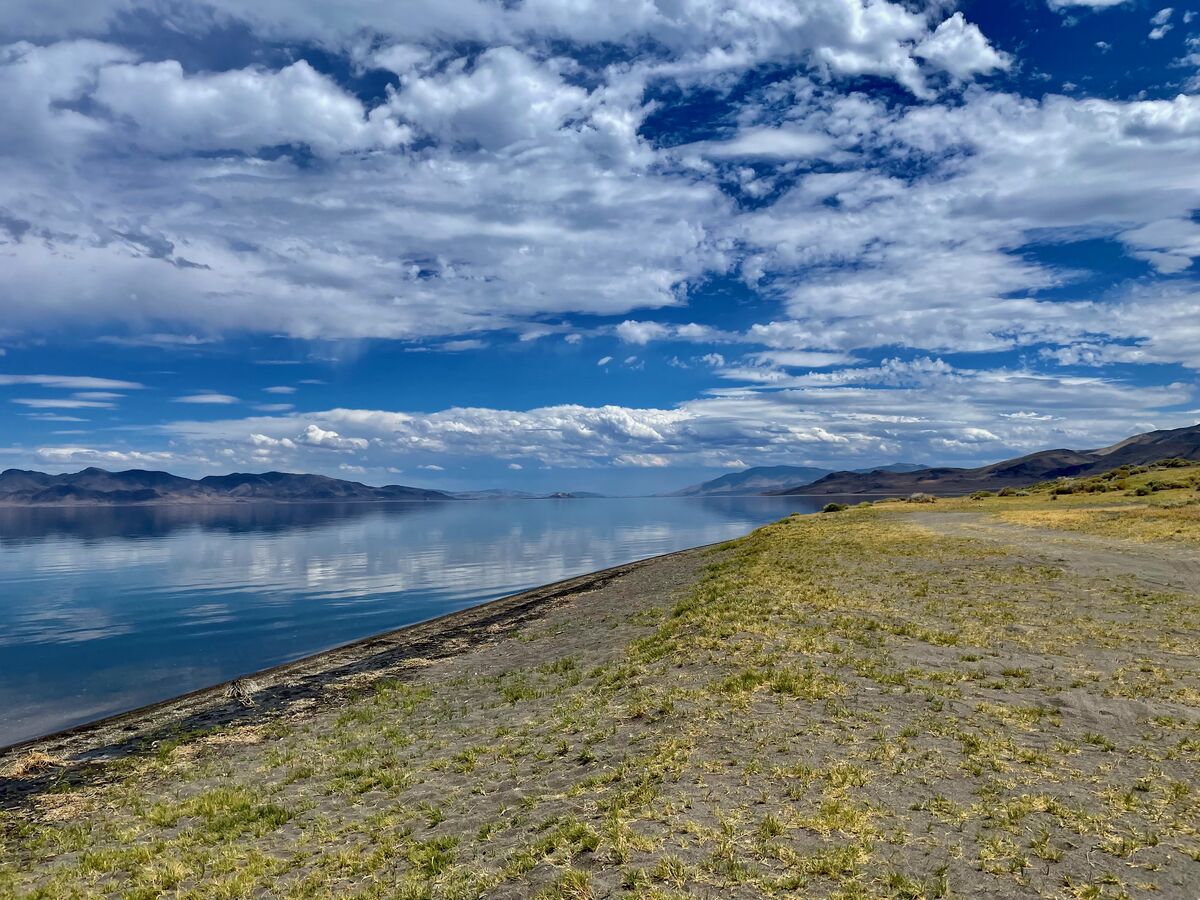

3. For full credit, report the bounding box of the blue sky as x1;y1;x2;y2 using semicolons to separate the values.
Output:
0;0;1197;494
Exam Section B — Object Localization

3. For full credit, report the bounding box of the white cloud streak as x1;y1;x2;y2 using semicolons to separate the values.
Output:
0;374;143;389
156;358;1195;473
174;393;239;405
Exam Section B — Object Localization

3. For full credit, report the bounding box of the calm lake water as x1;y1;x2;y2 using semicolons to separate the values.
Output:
0;496;841;747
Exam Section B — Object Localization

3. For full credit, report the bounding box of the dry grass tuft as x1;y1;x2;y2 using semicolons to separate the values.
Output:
35;789;98;822
6;750;64;779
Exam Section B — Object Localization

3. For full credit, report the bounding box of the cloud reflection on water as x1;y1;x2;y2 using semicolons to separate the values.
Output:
0;497;834;746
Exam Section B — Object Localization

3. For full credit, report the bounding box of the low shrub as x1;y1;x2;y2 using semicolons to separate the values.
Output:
970;491;995;500
1148;479;1188;491
907;492;936;504
822;503;849;513
1049;476;1122;495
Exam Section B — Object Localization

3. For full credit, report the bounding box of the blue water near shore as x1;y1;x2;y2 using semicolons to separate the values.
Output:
0;496;843;747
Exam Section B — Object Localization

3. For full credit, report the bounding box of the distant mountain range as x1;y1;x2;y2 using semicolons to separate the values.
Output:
774;423;1200;496
0;468;605;507
671;463;925;497
5;422;1195;507
0;468;453;506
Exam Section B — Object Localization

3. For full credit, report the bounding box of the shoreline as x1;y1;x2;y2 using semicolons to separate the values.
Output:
5;493;1199;897
0;539;727;766
0;493;889;510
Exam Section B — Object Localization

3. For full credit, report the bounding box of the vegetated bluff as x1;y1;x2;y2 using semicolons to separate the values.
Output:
776;423;1200;496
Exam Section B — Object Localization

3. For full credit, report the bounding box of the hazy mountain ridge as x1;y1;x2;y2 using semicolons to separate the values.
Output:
775;424;1200;496
671;463;925;497
0;467;452;506
0;468;609;506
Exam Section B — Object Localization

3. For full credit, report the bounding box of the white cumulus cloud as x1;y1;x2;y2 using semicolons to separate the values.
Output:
301;424;369;450
914;13;1012;82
